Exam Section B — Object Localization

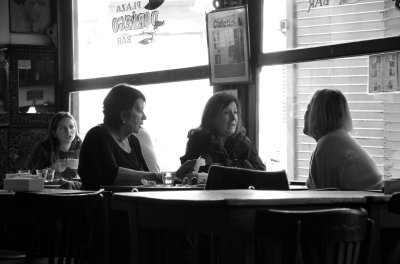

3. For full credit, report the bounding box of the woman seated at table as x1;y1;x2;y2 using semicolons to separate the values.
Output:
28;111;81;182
304;88;383;190
180;91;265;178
78;83;197;190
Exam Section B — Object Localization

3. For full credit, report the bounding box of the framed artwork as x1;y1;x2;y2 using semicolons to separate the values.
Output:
9;0;56;34
206;5;251;85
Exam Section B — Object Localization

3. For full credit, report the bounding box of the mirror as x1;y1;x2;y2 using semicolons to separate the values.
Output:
18;59;55;114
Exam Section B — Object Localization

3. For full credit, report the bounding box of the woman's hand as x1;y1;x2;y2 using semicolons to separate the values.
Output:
175;159;198;180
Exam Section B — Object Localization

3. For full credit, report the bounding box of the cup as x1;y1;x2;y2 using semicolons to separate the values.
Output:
67;158;79;169
162;172;174;186
36;168;48;179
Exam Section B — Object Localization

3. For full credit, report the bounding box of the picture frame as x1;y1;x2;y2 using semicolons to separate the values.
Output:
206;5;251;85
9;0;56;34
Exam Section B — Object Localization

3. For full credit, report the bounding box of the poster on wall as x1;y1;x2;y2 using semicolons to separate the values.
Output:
206;5;251;85
9;0;56;34
369;52;399;93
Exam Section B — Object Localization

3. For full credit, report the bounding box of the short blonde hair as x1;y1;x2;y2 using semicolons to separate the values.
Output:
305;89;353;141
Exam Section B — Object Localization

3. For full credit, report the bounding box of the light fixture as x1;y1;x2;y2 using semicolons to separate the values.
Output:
27;100;37;114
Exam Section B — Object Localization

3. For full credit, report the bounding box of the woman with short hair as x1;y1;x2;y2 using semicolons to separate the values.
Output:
79;83;196;190
78;84;161;190
304;89;383;190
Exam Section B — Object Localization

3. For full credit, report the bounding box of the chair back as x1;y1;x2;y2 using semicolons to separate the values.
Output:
254;208;373;264
0;193;28;263
388;192;400;214
15;190;104;264
205;165;289;190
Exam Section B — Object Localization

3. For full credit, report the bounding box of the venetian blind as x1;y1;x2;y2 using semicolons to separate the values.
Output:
293;0;400;181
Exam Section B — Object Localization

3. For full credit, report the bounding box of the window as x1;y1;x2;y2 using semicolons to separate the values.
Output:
71;81;213;172
69;0;214;172
262;0;400;52
259;0;400;180
74;0;213;79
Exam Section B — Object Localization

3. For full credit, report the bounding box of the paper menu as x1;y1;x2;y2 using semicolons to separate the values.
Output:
369;52;400;93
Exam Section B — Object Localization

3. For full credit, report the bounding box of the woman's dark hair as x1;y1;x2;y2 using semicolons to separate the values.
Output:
45;111;81;164
103;83;146;130
200;91;244;137
305;89;353;141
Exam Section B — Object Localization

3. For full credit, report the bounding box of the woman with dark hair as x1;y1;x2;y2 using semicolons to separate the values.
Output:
28;111;81;180
78;84;196;190
304;89;383;190
180;91;265;177
79;84;155;190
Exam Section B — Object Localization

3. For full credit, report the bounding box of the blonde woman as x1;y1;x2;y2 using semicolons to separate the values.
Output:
304;89;383;190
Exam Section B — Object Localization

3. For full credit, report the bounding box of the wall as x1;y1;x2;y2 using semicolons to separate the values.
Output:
0;0;56;177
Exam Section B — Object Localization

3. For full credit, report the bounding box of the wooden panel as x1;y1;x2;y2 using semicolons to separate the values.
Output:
0;128;7;179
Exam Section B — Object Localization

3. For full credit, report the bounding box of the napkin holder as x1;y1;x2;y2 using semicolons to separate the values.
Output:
4;174;44;192
384;178;400;194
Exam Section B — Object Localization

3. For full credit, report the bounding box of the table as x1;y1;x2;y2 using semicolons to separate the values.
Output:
1;188;92;195
132;184;205;192
101;184;205;192
111;189;389;264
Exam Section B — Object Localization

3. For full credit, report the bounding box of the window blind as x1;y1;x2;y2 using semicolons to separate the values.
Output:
293;0;400;181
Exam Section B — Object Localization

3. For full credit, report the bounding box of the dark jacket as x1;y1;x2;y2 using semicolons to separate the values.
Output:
180;128;266;173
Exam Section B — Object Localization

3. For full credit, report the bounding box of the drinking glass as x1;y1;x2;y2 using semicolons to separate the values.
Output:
36;168;48;179
46;169;56;181
162;172;174;186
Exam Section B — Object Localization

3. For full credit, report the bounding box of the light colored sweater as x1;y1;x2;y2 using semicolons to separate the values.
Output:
306;128;383;190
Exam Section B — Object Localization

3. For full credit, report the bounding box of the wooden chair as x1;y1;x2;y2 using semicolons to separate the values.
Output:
0;193;28;264
14;190;104;264
205;165;289;190
254;208;374;264
388;192;400;214
385;192;400;264
201;166;289;263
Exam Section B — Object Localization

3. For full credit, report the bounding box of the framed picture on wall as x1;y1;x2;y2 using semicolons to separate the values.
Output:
9;0;56;34
206;5;251;85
